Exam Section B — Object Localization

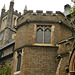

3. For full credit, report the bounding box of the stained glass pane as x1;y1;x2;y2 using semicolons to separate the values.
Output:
44;29;51;44
36;28;43;43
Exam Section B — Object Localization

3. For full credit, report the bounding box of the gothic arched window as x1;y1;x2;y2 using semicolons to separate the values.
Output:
44;28;51;44
36;28;43;43
36;25;51;44
17;50;22;71
17;54;21;71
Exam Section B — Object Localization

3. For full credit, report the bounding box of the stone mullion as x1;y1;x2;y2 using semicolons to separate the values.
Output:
43;26;45;44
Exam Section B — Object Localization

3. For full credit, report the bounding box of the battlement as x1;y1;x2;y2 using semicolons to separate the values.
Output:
18;10;65;21
17;10;69;27
23;10;65;16
18;10;65;23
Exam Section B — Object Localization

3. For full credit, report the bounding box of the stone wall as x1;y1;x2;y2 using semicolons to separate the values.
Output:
15;22;72;50
56;37;74;75
12;46;58;75
13;11;73;75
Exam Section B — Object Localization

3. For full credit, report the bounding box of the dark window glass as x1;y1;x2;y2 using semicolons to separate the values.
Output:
36;28;43;43
44;29;51;44
17;54;21;71
36;25;51;44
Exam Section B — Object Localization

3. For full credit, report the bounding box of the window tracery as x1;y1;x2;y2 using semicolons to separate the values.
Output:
36;25;51;44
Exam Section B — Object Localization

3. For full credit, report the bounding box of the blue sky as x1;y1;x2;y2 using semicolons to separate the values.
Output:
0;0;73;14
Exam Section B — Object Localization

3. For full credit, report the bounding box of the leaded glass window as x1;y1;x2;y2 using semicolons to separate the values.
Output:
36;28;43;43
44;28;51;44
36;25;51;44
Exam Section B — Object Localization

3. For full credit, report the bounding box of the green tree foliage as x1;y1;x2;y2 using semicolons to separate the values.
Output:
0;63;11;75
69;0;75;17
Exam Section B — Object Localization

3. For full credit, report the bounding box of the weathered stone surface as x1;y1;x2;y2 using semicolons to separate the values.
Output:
12;46;58;75
13;10;73;75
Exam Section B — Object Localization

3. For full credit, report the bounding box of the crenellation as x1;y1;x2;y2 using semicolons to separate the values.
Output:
36;10;43;14
27;10;33;13
21;10;66;17
17;10;73;27
32;13;37;16
51;13;57;16
56;11;65;16
42;13;46;16
46;11;53;14
22;10;60;16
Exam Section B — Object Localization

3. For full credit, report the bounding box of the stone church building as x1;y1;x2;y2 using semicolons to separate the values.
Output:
0;0;75;75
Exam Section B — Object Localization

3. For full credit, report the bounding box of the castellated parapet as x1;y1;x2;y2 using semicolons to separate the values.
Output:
17;10;71;29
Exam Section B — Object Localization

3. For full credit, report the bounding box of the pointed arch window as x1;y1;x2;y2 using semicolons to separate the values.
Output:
36;28;43;43
44;28;51;44
36;25;51;44
17;50;22;71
